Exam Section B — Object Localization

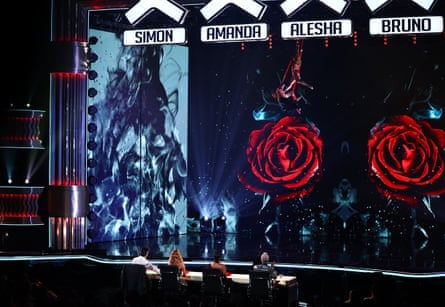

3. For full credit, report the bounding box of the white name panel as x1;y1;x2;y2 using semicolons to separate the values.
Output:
281;19;352;39
123;28;187;45
369;16;444;35
201;23;269;43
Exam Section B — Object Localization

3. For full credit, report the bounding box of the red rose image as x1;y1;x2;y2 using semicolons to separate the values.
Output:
368;115;445;206
238;116;323;203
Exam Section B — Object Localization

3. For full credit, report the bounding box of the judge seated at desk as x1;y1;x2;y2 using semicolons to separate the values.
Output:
210;252;228;275
253;252;278;279
132;247;160;274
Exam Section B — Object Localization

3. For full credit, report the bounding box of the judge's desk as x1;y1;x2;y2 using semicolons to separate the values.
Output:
146;269;298;306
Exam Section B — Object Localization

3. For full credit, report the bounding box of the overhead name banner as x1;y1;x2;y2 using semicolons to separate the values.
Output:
201;23;269;43
281;19;352;39
126;0;440;25
369;16;444;35
123;28;187;45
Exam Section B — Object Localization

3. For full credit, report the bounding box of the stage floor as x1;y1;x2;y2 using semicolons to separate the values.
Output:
86;232;445;275
2;231;445;307
1;229;445;275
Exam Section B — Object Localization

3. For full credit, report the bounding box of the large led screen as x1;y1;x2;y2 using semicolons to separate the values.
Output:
87;12;189;243
85;2;445;252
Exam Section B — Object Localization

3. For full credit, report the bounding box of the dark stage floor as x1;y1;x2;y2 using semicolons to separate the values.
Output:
1;232;445;307
86;232;445;275
2;230;445;274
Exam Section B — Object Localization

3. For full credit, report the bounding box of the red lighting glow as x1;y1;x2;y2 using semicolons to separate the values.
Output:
0;193;40;217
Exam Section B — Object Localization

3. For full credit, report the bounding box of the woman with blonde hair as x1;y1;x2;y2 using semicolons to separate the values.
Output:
168;248;187;276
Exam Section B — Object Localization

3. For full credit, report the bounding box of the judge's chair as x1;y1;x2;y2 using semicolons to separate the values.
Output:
158;265;189;307
247;270;275;307
200;267;228;307
120;264;149;307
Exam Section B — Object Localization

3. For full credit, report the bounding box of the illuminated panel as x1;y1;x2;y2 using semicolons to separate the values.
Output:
281;19;352;39
86;23;189;242
281;0;349;16
370;16;444;35
0;109;45;149
200;0;267;21
201;23;269;43
124;27;187;45
0;186;44;224
125;0;188;25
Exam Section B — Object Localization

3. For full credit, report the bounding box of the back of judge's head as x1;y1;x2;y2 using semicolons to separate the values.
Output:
141;247;149;256
214;252;222;262
260;252;270;264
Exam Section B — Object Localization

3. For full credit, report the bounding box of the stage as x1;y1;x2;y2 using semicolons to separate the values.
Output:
1;231;445;307
2;230;445;273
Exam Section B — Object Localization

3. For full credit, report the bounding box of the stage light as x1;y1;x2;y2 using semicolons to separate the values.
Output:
88;70;98;80
89;193;97;203
8;179;12;184
87;211;96;220
89;36;98;45
88;105;98;115
88;175;98;185
200;215;213;233
87;123;97;133
88;52;98;63
88;88;97;98
87;229;95;239
87;158;97;168
213;215;226;233
25;179;29;184
87;141;97;150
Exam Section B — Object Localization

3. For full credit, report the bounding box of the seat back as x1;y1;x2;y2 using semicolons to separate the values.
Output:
121;264;148;295
202;267;225;296
159;265;181;293
249;270;273;299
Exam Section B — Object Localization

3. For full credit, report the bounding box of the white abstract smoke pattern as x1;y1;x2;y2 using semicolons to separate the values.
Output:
88;38;188;243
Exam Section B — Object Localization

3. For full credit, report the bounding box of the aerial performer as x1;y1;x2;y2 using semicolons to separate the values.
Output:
253;40;314;121
272;40;314;113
